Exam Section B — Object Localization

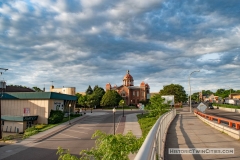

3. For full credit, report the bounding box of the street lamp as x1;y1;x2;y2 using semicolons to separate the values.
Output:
113;108;116;135
0;68;8;139
226;86;232;98
189;70;200;113
91;100;92;113
84;101;86;114
69;103;71;125
122;100;124;117
130;100;132;111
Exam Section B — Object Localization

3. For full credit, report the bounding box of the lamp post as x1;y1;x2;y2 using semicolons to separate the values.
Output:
226;86;232;98
113;108;116;135
91;100;92;113
0;68;8;139
122;101;124;117
189;70;200;113
84;101;86;114
68;103;71;125
131;100;132;111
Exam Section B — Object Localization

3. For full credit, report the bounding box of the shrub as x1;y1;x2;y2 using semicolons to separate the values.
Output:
35;124;46;129
2;135;15;141
23;129;39;139
213;103;240;109
57;130;141;160
48;110;64;124
70;113;81;117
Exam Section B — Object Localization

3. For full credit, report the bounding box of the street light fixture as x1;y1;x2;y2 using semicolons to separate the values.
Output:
122;100;124;117
69;103;71;125
113;108;116;135
189;70;200;113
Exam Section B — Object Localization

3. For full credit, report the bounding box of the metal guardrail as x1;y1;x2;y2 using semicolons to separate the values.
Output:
134;109;176;160
194;110;240;130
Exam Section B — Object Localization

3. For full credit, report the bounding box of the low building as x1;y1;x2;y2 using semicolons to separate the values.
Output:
230;93;240;99
50;85;76;95
1;92;76;133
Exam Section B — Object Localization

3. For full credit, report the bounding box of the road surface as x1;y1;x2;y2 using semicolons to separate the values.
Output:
2;110;141;160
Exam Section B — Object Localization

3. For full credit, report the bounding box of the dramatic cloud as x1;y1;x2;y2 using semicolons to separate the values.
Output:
0;0;240;94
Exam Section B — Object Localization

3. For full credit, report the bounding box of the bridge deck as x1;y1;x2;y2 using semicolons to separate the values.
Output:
164;109;240;160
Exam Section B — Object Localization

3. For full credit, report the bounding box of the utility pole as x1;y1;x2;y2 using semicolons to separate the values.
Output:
189;70;200;113
0;68;8;139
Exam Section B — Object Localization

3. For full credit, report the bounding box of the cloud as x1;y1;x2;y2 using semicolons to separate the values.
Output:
0;0;240;94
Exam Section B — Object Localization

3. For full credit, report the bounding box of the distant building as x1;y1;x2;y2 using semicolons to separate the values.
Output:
6;85;35;92
105;70;150;105
76;92;86;96
50;85;76;95
230;93;240;99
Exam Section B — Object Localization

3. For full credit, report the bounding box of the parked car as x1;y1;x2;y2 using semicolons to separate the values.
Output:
208;103;214;109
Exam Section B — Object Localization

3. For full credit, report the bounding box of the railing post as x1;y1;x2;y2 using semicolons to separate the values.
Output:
236;124;240;130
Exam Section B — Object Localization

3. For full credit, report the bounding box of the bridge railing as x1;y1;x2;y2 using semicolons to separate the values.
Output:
134;109;176;160
194;110;240;130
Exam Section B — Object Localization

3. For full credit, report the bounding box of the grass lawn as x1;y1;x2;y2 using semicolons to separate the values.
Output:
0;115;82;142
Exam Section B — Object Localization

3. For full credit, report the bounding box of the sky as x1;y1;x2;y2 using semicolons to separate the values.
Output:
0;0;240;95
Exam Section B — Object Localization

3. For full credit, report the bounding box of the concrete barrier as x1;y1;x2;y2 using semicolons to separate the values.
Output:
235;109;240;113
213;106;239;113
218;107;236;112
195;113;240;139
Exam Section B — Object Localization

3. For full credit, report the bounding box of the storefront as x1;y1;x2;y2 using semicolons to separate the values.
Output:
0;92;77;133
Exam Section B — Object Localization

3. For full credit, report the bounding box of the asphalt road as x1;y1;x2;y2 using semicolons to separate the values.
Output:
3;110;141;160
205;108;240;121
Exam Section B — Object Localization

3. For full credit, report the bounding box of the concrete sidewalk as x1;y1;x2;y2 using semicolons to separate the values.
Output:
115;113;142;160
164;111;240;160
0;112;142;160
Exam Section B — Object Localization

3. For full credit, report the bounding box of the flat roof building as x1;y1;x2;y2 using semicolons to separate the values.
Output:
0;92;77;133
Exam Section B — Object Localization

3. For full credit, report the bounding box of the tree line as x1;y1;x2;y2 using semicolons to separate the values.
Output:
76;85;122;108
191;89;240;101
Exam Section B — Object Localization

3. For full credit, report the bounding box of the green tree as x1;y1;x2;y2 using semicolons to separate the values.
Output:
75;93;82;104
93;85;99;91
86;85;93;95
159;84;187;103
215;89;228;98
57;130;141;160
101;90;122;107
119;99;125;107
78;95;88;107
92;87;105;107
202;90;213;97
146;93;170;117
191;92;199;101
32;86;43;92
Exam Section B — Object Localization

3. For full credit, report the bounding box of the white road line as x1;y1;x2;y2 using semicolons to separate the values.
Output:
67;129;88;134
77;127;94;130
59;133;81;139
115;116;122;133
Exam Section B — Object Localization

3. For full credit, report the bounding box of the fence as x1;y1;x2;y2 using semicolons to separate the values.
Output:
134;109;176;160
194;111;240;130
